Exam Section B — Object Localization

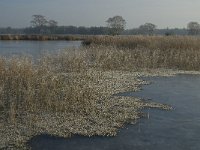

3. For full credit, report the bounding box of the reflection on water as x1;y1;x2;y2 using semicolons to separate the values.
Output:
0;40;82;58
29;74;200;150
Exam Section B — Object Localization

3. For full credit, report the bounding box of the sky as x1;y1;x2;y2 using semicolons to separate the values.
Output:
0;0;200;29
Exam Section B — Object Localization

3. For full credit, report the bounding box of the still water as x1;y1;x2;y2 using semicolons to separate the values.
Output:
29;74;200;150
0;40;82;58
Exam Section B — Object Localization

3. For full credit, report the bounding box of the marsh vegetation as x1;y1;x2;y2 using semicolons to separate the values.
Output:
0;35;200;149
0;34;85;41
85;35;200;70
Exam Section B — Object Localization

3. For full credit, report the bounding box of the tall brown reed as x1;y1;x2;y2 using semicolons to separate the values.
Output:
1;35;200;125
84;36;200;71
0;34;85;41
85;35;200;50
0;54;98;123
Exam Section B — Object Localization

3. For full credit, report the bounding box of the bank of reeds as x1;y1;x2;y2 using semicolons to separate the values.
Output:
0;55;97;123
2;35;200;148
0;52;170;149
0;34;86;41
84;36;200;71
84;35;200;50
0;53;102;148
84;45;200;71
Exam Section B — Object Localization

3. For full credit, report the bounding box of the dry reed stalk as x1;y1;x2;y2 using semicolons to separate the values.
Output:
83;36;200;71
85;35;200;50
2;36;199;148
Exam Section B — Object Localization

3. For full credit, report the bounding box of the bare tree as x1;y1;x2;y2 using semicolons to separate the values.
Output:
106;16;126;35
30;15;48;34
139;23;156;35
31;15;48;27
187;22;200;35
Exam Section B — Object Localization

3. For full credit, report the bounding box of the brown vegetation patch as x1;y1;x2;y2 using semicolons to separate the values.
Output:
84;36;200;71
0;55;172;149
2;35;200;149
0;34;86;41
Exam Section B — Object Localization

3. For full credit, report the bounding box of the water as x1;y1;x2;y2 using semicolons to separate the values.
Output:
0;40;82;58
29;74;200;150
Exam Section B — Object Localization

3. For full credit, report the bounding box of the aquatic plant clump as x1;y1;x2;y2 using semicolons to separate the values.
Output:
85;35;200;50
3;35;200;148
0;53;172;149
84;36;200;71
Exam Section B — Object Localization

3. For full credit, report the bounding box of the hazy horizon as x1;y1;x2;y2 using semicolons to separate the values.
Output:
0;0;200;29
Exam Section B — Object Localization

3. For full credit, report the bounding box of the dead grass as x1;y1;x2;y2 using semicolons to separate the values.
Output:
0;34;85;41
85;35;200;50
2;35;199;149
0;51;172;149
84;36;200;71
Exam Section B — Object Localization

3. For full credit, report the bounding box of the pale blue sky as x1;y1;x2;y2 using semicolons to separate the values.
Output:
0;0;200;28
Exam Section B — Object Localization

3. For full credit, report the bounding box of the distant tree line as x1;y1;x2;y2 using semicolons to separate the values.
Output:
124;28;188;36
0;27;24;34
24;25;108;35
0;26;189;36
0;14;198;36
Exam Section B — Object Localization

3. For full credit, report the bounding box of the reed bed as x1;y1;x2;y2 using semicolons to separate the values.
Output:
84;35;200;50
0;56;97;121
0;53;99;148
2;35;200;149
0;49;171;149
0;34;86;41
84;45;200;71
84;36;200;71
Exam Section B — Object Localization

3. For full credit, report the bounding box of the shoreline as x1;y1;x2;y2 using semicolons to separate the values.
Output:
0;34;86;41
